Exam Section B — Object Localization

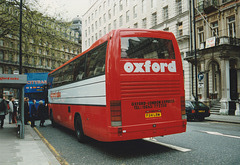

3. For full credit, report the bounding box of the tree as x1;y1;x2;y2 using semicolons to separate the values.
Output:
0;0;80;73
0;0;75;48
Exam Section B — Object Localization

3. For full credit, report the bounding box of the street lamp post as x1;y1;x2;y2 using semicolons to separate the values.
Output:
192;0;198;102
19;0;23;74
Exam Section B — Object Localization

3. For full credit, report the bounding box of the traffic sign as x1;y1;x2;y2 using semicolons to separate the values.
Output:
198;72;204;81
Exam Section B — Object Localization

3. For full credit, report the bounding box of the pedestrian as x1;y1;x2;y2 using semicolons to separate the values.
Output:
8;97;14;124
31;99;37;127
12;98;17;123
0;95;8;128
24;97;30;125
38;100;46;127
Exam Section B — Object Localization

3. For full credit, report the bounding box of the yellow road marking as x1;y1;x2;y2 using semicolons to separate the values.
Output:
33;126;69;165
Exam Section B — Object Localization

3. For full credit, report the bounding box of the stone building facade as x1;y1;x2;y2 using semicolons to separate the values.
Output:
82;0;192;100
185;0;240;115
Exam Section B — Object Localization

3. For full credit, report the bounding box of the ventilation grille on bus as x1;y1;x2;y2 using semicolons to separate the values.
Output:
120;80;181;99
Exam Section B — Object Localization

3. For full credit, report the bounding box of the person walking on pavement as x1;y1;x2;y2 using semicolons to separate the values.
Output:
8;97;14;124
0;95;8;128
31;99;37;127
11;97;17;123
38;100;46;127
24;97;30;125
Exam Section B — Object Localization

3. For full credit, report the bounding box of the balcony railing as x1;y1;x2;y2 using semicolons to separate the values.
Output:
222;0;234;4
196;0;219;14
186;36;240;58
204;0;219;14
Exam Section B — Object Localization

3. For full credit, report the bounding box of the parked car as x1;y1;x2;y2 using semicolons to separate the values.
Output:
185;100;210;121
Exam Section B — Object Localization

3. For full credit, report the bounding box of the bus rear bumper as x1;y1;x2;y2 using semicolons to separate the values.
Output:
103;120;187;142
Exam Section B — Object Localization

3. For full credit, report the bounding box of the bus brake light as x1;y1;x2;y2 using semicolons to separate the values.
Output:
110;100;122;127
181;96;186;119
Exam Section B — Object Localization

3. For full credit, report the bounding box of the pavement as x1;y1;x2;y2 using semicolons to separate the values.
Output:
205;113;240;124
0;113;239;165
0;114;60;165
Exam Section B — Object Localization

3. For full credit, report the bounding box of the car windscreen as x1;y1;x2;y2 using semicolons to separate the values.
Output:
121;37;175;59
191;102;208;108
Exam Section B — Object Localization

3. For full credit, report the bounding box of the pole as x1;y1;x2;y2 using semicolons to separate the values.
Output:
192;0;198;102
189;0;194;99
20;86;25;139
19;0;23;74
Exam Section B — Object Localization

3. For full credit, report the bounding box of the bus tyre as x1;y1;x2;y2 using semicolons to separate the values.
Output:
50;110;56;127
75;115;85;143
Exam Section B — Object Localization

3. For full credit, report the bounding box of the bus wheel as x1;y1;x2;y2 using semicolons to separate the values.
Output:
75;115;85;143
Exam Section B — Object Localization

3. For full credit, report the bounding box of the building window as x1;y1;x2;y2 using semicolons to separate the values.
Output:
151;0;157;8
163;27;169;31
95;21;98;30
95;33;98;41
163;6;168;20
103;14;106;23
99;17;102;26
108;23;111;31
104;27;106;35
95;10;98;18
0;51;3;60
92;24;94;32
198;26;204;46
108;9;111;19
113;3;117;16
151;12;157;27
0;40;3;46
119;0;123;11
99;5;102;14
9;42;13;48
126;10;130;23
176;0;182;15
133;5;137;18
142;18;147;28
228;16;236;38
103;1;106;10
126;0;129;6
134;23;138;28
142;0;146;13
8;68;12;74
39;58;42;65
114;19;117;29
177;22;183;36
211;21;218;37
32;57;35;65
119;15;123;27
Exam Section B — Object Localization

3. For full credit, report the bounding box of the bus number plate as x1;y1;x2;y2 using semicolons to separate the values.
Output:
145;112;161;118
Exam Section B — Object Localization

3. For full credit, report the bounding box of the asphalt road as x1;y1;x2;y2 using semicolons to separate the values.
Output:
36;120;240;165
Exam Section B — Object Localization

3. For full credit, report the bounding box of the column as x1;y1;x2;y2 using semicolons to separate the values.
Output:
200;61;207;102
220;58;230;114
235;68;240;115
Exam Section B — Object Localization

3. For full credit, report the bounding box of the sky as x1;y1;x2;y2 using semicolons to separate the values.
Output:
35;0;91;21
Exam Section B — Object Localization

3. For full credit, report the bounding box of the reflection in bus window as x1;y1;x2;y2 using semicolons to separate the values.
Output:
85;42;107;78
121;37;175;59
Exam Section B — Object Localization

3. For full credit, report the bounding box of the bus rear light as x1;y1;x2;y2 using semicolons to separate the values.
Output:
110;100;122;126
192;110;195;113
181;96;186;120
